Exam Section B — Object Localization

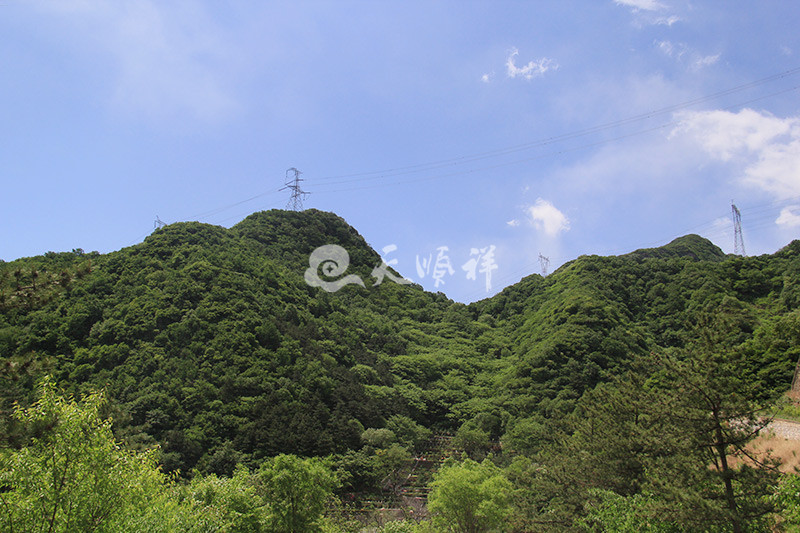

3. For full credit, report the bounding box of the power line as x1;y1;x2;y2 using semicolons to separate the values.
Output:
215;199;286;225
139;68;800;234
186;188;283;221
156;67;800;225
308;84;800;194
306;66;800;186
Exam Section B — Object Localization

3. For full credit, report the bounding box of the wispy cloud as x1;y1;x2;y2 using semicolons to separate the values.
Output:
527;199;570;237
616;0;682;27
654;15;680;26
615;0;666;11
506;48;558;80
673;109;800;200
656;40;682;58
36;0;240;123
481;73;494;83
692;54;720;71
656;40;719;71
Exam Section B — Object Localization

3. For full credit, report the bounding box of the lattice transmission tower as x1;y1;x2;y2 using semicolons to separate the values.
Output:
539;253;550;277
731;202;746;256
281;167;308;211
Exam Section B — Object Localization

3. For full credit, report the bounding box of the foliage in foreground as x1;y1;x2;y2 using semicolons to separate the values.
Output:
0;377;168;532
0;380;340;532
427;457;513;533
6;361;800;532
1;380;518;533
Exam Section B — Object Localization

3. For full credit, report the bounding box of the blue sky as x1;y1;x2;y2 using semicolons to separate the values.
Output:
2;1;800;303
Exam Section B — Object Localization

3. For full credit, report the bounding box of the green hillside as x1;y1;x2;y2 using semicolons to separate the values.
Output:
1;211;491;472
2;208;800;531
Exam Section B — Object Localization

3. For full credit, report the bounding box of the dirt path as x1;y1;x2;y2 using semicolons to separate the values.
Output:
767;418;800;440
749;419;800;472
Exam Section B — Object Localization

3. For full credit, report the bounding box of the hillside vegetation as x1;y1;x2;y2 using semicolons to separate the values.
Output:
2;209;800;531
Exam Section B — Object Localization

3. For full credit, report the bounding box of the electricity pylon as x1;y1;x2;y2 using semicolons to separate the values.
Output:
539;253;550;276
732;202;746;256
281;168;308;211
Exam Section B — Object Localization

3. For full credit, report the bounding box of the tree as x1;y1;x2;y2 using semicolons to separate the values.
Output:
453;422;490;461
361;427;397;449
579;489;680;533
773;474;800;527
514;364;661;530
385;415;431;450
256;454;339;533
521;301;783;531
427;457;513;533
647;302;782;532
0;378;167;533
182;466;265;532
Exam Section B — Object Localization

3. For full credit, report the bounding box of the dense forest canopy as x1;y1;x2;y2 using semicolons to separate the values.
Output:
2;208;800;530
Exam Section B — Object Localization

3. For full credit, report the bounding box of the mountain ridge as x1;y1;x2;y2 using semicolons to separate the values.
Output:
1;208;799;481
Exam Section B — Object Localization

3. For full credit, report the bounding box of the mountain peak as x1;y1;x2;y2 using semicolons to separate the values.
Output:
626;234;726;262
232;209;380;271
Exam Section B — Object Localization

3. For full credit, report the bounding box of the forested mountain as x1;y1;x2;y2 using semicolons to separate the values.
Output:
2;209;800;530
1;210;489;474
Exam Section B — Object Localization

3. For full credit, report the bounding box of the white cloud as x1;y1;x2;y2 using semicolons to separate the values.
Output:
673;109;800;200
527;199;570;237
692;54;720;71
481;73;493;83
654;15;681;26
656;40;680;58
615;0;666;11
777;207;800;228
617;0;683;28
506;48;558;80
507;219;520;227
656;40;719;70
36;0;239;122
